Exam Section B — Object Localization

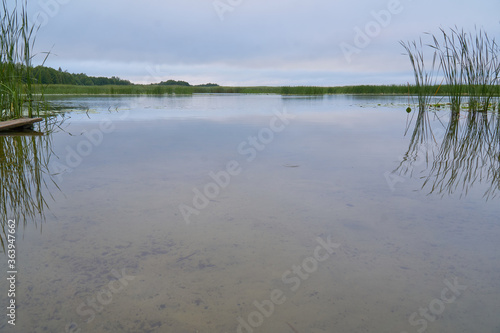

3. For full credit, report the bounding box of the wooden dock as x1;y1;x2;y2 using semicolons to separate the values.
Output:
0;118;43;132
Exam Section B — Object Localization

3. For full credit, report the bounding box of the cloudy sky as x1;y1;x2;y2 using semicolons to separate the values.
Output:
27;0;499;86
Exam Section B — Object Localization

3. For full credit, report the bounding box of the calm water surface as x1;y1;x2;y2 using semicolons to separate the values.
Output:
1;94;499;332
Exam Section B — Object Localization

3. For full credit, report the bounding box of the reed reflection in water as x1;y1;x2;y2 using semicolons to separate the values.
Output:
0;120;59;251
395;106;500;198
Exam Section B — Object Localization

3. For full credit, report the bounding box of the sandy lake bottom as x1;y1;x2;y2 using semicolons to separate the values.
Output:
1;94;499;332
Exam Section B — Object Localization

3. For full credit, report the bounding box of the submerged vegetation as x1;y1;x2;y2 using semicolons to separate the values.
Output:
0;0;47;121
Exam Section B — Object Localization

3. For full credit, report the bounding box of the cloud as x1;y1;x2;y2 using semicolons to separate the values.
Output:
29;0;500;85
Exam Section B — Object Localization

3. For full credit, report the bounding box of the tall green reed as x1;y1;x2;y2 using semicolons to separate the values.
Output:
459;28;500;112
430;27;465;112
0;0;45;121
399;27;500;199
400;38;439;110
402;27;500;113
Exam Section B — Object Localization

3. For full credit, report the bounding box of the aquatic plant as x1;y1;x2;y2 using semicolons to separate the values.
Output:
402;27;500;112
400;38;440;111
0;0;46;121
38;83;453;96
429;28;465;111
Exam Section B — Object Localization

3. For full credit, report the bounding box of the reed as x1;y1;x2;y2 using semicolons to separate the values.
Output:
40;84;196;95
0;0;45;121
460;28;499;112
39;84;465;96
400;38;439;111
402;27;500;112
430;27;465;111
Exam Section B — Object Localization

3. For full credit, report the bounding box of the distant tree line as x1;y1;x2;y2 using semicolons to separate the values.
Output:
28;66;221;87
156;80;219;87
32;66;132;85
157;80;190;86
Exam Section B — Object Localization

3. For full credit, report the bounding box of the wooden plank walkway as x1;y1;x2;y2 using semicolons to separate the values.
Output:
0;118;43;132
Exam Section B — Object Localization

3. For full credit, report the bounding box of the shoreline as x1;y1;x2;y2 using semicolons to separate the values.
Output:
35;84;500;97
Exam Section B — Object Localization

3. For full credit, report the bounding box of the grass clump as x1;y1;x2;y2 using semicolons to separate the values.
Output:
400;38;439;110
402;27;500;112
397;27;500;199
0;0;46;121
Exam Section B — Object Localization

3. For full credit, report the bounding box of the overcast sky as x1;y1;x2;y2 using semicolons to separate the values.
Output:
27;0;500;86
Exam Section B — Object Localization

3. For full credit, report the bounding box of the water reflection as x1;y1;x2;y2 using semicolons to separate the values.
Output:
0;119;59;251
395;107;500;198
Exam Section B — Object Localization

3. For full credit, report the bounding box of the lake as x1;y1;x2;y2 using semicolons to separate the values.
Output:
1;94;499;332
